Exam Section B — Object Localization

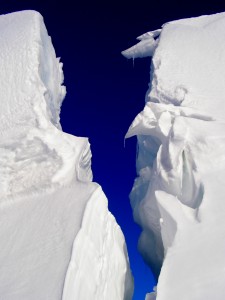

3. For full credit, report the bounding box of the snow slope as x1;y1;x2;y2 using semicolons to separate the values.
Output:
123;12;225;299
0;10;133;300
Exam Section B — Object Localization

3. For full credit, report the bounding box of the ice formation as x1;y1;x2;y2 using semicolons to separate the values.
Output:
123;12;225;299
0;10;133;300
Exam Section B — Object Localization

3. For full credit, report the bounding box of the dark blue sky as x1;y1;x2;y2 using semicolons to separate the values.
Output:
2;1;225;299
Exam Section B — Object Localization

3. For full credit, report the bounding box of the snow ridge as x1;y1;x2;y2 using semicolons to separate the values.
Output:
124;12;225;300
0;10;133;300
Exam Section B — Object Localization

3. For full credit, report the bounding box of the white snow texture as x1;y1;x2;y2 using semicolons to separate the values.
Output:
124;12;225;300
0;10;133;300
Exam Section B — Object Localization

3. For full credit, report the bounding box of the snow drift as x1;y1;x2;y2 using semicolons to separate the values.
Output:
123;12;225;299
0;10;133;300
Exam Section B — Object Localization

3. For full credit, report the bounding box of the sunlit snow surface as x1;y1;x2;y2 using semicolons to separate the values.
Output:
0;10;133;300
124;12;225;300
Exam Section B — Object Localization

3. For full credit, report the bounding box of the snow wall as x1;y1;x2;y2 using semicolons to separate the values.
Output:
0;10;133;300
123;12;225;300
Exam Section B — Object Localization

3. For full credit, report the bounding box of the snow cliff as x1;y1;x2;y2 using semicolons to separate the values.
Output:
0;10;133;300
123;12;225;299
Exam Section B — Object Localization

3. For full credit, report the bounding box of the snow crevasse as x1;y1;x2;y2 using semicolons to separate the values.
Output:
0;10;133;300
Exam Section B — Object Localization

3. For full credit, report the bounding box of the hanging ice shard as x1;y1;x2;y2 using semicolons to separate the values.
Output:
0;10;133;300
123;12;225;300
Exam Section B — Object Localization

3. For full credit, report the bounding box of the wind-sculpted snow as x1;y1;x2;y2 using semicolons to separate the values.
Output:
63;186;133;300
121;30;161;59
0;10;133;299
123;12;225;300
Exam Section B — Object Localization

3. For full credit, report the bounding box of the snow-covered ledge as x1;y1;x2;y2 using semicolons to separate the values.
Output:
0;10;133;299
123;12;225;300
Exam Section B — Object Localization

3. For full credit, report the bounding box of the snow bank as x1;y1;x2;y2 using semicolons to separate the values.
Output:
123;12;225;299
0;10;133;299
